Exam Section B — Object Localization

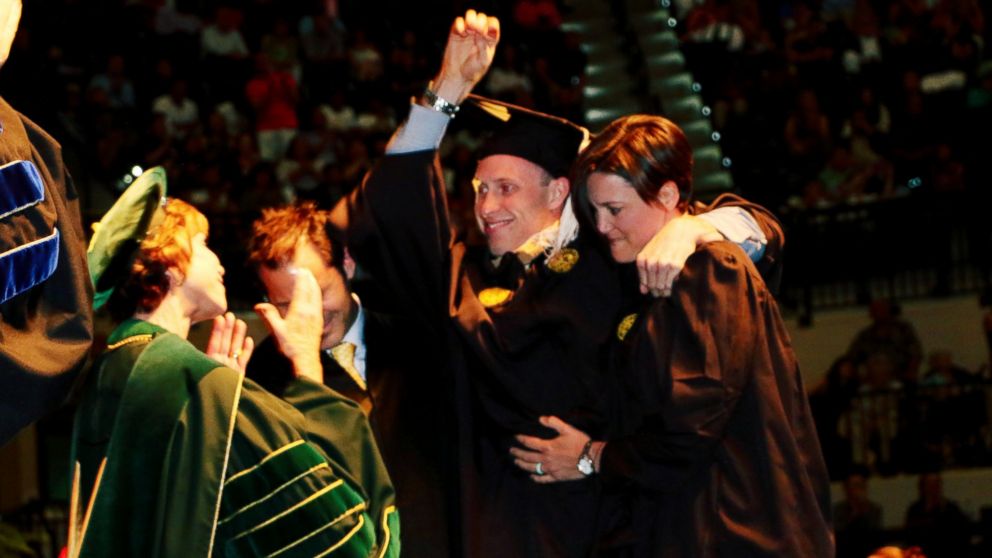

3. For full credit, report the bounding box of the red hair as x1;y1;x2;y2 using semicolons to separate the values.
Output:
107;198;209;321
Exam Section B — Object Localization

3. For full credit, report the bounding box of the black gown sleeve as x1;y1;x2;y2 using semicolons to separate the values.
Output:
0;107;93;444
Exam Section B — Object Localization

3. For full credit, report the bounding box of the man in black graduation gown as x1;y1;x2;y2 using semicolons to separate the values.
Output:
336;11;779;557
0;0;93;444
245;202;451;558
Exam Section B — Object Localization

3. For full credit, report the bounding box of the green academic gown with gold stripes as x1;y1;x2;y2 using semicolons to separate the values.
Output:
68;319;399;558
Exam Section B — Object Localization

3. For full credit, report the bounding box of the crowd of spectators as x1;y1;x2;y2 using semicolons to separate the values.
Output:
14;1;986;221
5;1;988;246
668;0;992;315
833;470;978;558
0;0;588;304
675;0;992;220
673;0;989;214
1;0;583;221
809;298;992;481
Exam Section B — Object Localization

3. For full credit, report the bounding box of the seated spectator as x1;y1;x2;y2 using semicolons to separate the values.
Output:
300;10;346;66
485;44;532;104
299;107;340;169
201;6;249;60
839;3;884;79
348;28;384;91
835;467;884;558
848;298;923;385
276;135;324;201
139;112;177;169
842;353;905;474
355;97;396;134
87;53;136;110
299;11;348;99
151;78;200;140
683;0;746;52
905;473;971;558
245;53;299;162
200;6;250;104
920;350;986;466
803;142;886;206
260;17;301;82
319;88;358;132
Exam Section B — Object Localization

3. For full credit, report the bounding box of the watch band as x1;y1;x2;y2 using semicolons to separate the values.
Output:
423;85;460;118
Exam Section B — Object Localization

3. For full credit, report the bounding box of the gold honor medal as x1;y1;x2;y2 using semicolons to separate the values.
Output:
479;287;513;308
616;313;638;341
546;248;579;273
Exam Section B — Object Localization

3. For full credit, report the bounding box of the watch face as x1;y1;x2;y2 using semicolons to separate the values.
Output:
578;456;594;476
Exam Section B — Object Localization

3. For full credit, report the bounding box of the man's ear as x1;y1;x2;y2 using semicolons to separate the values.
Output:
547;177;570;212
342;248;356;281
656;181;680;211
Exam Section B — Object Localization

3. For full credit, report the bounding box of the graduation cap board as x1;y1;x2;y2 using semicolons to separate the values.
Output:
87;166;167;309
466;95;591;178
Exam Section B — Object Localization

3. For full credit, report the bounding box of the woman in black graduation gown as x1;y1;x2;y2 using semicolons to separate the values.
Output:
511;115;835;557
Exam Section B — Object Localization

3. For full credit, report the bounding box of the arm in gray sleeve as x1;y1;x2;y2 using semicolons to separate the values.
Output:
698;206;767;262
386;104;451;154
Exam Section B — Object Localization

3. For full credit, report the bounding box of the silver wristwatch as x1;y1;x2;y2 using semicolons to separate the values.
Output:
577;440;595;476
423;86;460;118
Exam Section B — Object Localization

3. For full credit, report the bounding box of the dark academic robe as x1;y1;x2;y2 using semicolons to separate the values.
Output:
70;319;399;558
598;241;834;557
0;97;93;444
337;149;629;557
338;147;787;557
247;309;451;558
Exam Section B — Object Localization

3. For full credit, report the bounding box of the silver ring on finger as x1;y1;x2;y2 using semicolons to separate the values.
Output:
230;351;241;360
535;461;545;476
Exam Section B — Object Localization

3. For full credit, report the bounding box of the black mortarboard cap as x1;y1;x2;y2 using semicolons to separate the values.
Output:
467;95;589;178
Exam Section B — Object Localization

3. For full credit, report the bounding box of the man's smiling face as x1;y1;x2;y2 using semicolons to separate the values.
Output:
473;154;564;256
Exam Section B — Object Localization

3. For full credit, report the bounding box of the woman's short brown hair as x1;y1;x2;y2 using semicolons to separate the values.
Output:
106;198;208;321
573;114;694;222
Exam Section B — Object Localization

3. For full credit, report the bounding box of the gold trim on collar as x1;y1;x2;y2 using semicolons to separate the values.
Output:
547;248;579;273
106;334;153;351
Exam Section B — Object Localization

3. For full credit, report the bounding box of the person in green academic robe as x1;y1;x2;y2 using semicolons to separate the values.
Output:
69;168;399;558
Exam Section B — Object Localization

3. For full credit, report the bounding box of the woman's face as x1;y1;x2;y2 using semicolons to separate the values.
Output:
587;172;673;263
179;232;227;322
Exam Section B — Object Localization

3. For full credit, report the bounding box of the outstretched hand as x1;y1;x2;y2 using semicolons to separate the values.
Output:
432;9;500;104
254;267;324;384
510;416;592;483
206;312;254;373
636;214;722;297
